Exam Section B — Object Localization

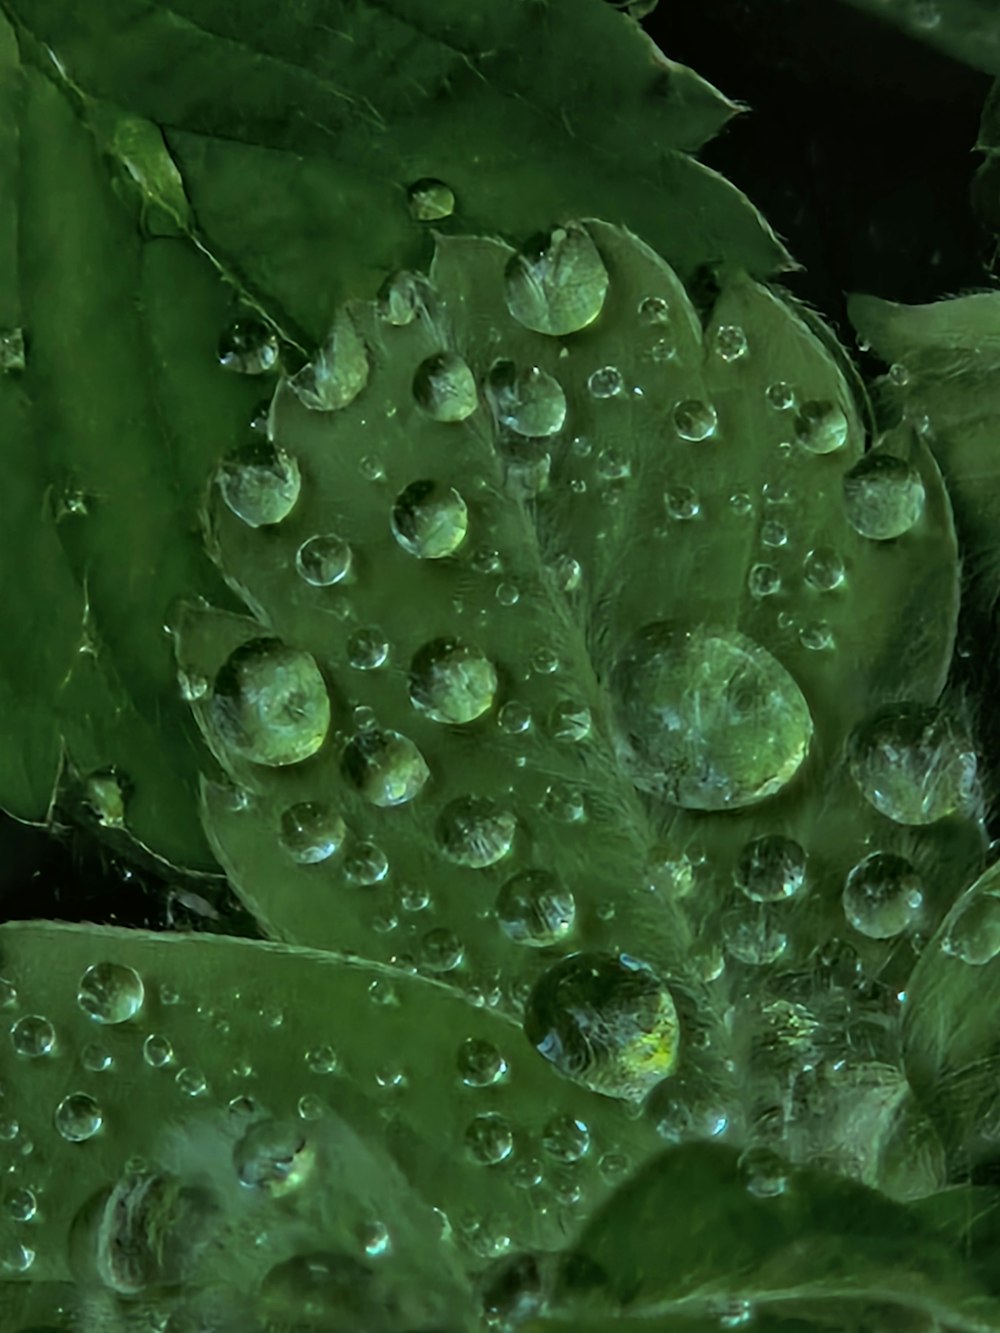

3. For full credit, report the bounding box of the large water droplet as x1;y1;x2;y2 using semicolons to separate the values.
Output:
842;852;923;939
673;399;718;442
496;869;576;946
210;638;330;766
524;952;679;1100
485;360;567;437
217;441;301;527
288;308;369;411
794;400;848;454
848;703;977;825
218;317;279;375
843;453;925;539
391;479;468;558
465;1113;514;1164
942;892;1000;965
55;1092;103;1142
279;801;346;863
436;796;516;867
413;350;478;422
10;1015;55;1057
407;177;455;221
295;533;353;586
734;835;806;902
612;623;813;810
409;638;498;724
341;728;429;807
77;962;144;1024
504;222;609;336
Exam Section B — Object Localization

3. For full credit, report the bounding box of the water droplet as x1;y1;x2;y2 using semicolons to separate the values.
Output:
288;308;369;411
541;1113;590;1162
81;1041;113;1071
673;399;718;441
295;533;352;586
421;927;465;972
278;801;346;864
0;978;17;1008
735;834;806;902
717;1297;756;1327
233;1118;312;1194
210;638;330;766
217;441;301;527
0;326;25;373
747;563;781;599
587;365;624;399
729;491;753;516
505;222;609;336
359;1218;392;1257
843;852;923;939
436;796;516;867
346;626;390;670
943;892;1000;965
761;520;787;548
413;350;478;422
714;324;748;361
498;700;532;734
648;336;677;363
177;668;209;701
175;1067;208;1097
799;619;834;651
0;1240;34;1273
549;699;592;741
5;1186;36;1222
612;623;813;810
368;978;398;1007
721;906;788;964
297;1094;325;1120
465;1113;514;1164
888;361;911;386
77;962;144;1024
803;545;845;591
524;952;680;1100
843;453;925;539
55;1092;103;1141
10;1015;55;1057
377;270;432;326
342;728;430;807
795;399;849;454
765;381;795;411
457;1037;508;1086
496;869;576;946
496;581;520;607
543;782;586;822
848;703;976;825
143;1034;173;1067
218;317;279;375
664;485;700;520
637;294;671;325
391;479;468;559
552;554;583;592
407;177;455;221
344;841;390;885
409;638;497;724
486;360;567;437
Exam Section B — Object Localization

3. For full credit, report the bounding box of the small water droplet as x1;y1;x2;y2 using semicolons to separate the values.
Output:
81;1041;113;1072
714;324;748;361
376;270;432;326
436;796;516;867
0;979;17;1009
409;638;497;724
0;327;25;373
721;906;788;965
664;485;700;520
413;350;478;421
457;1037;508;1086
465;1113;514;1164
673;399;718;441
498;700;532;734
342;728;430;807
421;927;465;972
549;699;591;741
541;1113;590;1162
407;177;455;221
799;619;834;651
795;400;848;454
10;1015;55;1058
496;581;520;607
803;545;845;591
587;365;624;399
54;1091;103;1142
143;1034;174;1068
637;294;671;325
735;834;806;902
344;841;390;885
496;869;576;946
0;1239;34;1274
234;1118;311;1192
843;453;925;540
278;801;346;864
486;360;567;437
346;626;390;670
295;533;353;586
748;563;781;598
218;317;279;375
761;520;787;548
843;852;923;939
175;1067;208;1098
765;381;795;411
5;1186;36;1222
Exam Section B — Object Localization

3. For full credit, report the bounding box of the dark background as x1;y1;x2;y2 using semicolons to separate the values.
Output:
2;0;996;930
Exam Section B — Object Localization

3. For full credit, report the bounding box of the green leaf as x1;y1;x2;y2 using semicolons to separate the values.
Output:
549;1142;1000;1330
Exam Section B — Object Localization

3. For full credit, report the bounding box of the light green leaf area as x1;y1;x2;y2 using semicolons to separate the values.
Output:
0;1281;76;1330
903;858;1000;1168
837;0;1000;78
0;0;790;344
549;1142;1000;1332
848;291;1000;623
